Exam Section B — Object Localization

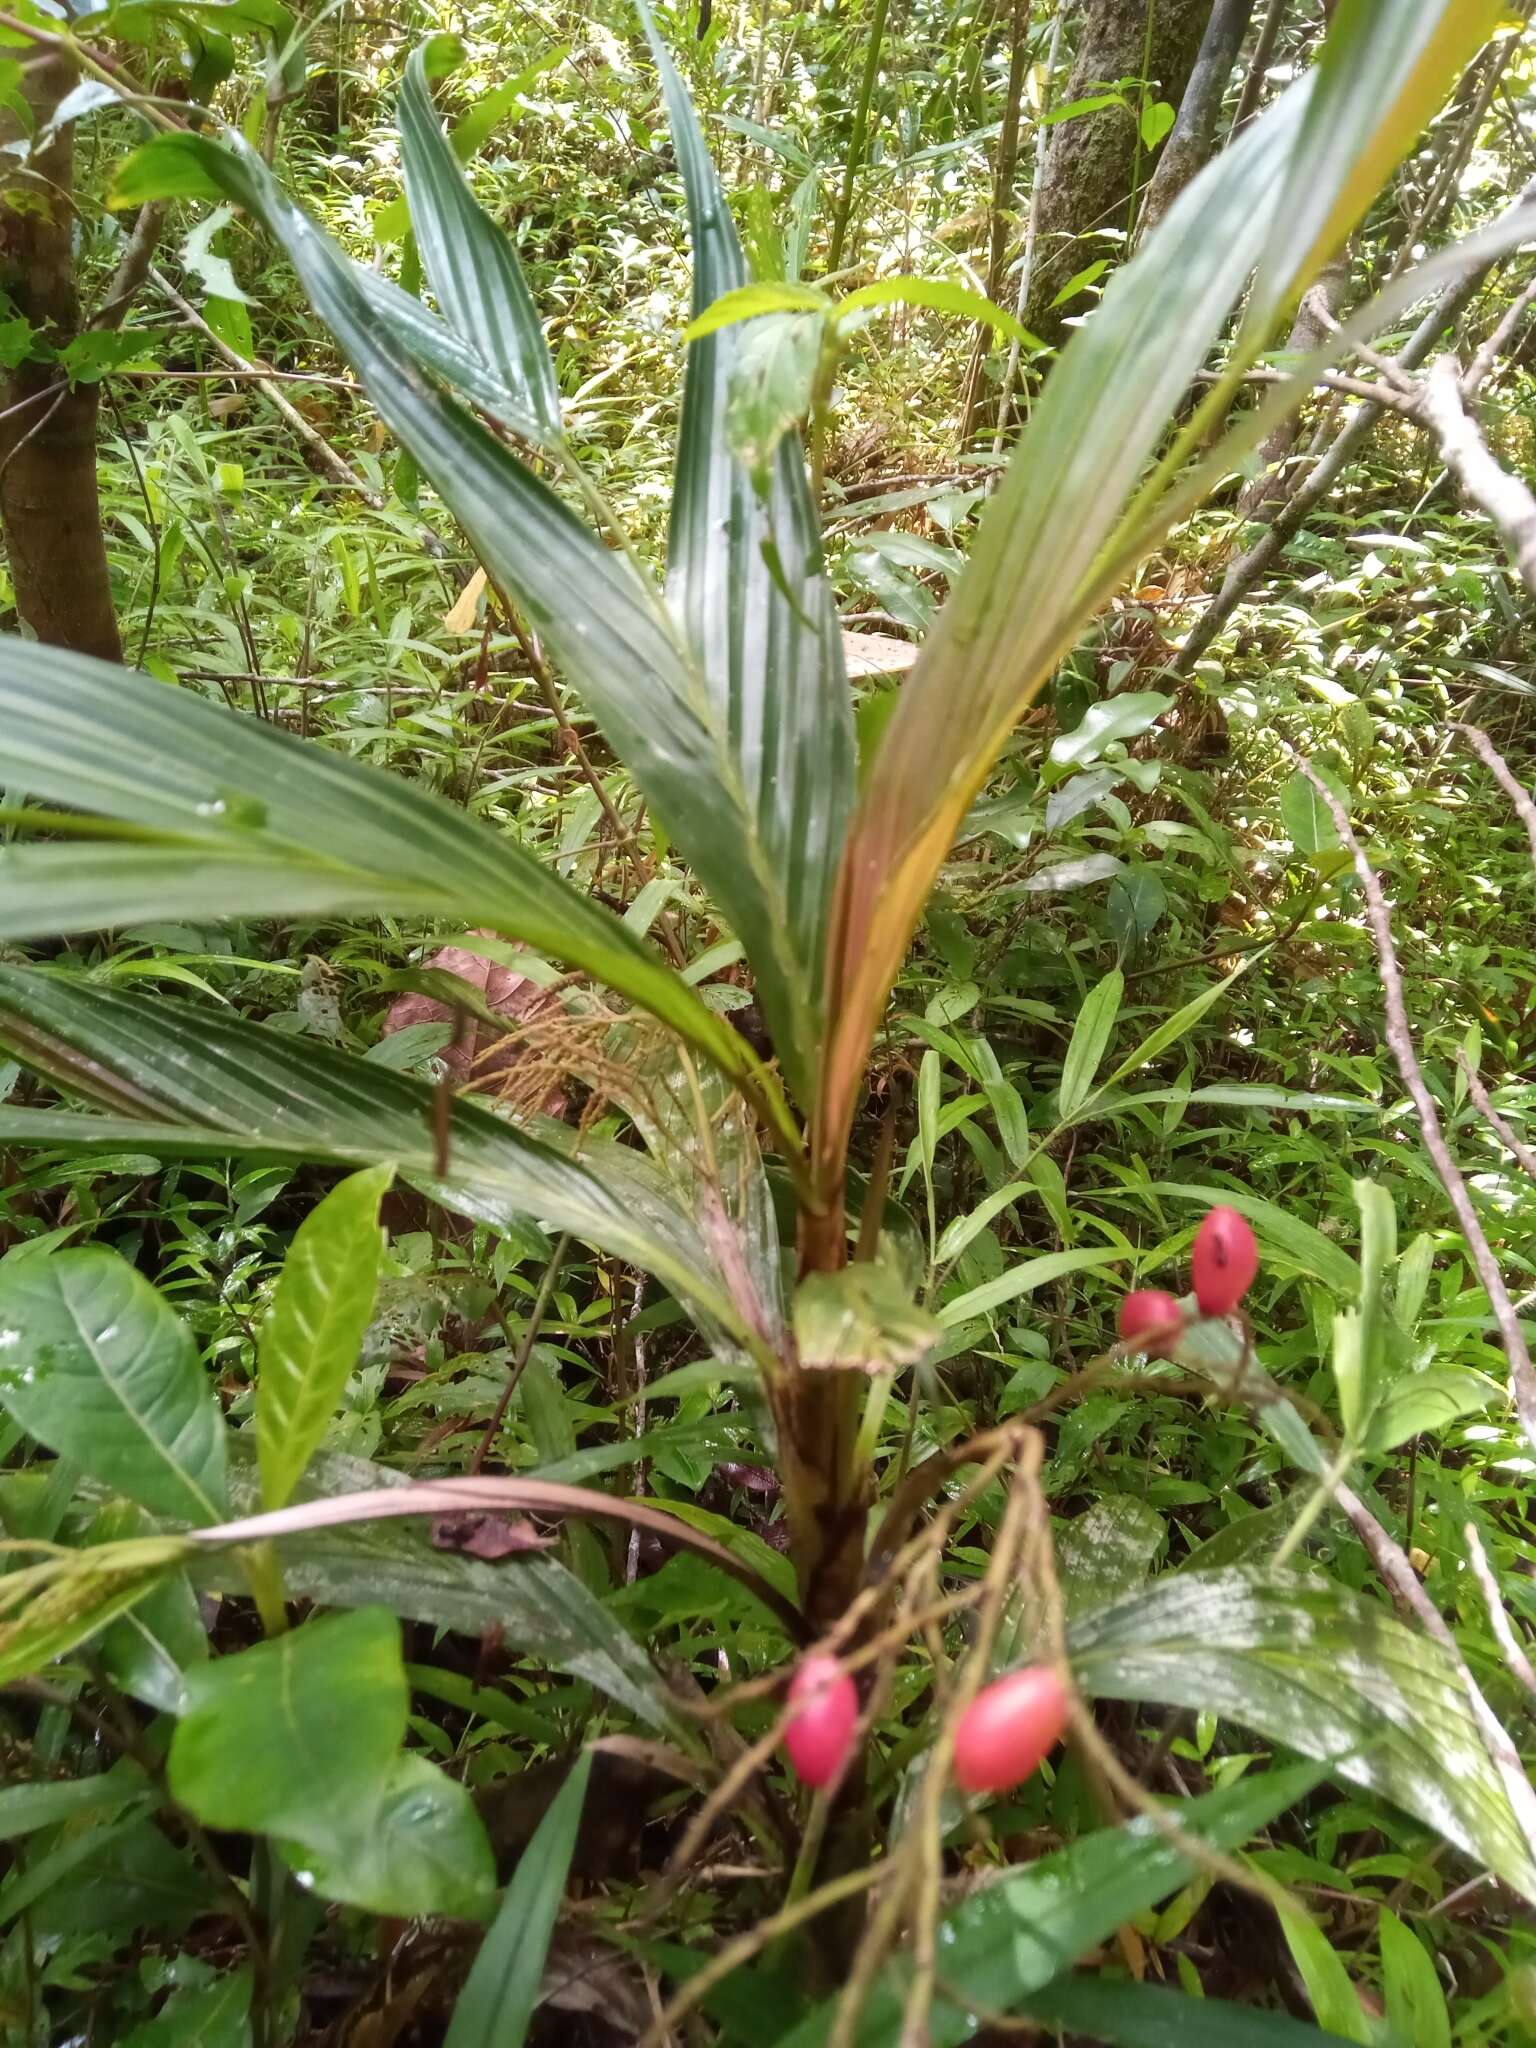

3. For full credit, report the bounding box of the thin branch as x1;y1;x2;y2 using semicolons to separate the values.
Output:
470;1232;570;1474
91;202;166;333
1465;270;1536;395
1456;722;1536;873
1464;1520;1536;1707
1458;1053;1536;1182
1176;175;1536;674
149;266;400;515
1415;355;1536;595
1294;758;1536;1460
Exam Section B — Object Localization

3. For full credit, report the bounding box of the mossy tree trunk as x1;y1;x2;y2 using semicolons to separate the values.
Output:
0;50;122;661
1022;0;1213;349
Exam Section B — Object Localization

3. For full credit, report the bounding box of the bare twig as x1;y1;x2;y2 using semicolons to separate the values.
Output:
92;202;166;333
1176;175;1536;674
149;266;399;513
1294;758;1536;1459
1464;1520;1536;1708
1457;1053;1536;1182
471;1233;571;1474
1455;722;1536;872
1465;270;1536;395
1415;356;1536;595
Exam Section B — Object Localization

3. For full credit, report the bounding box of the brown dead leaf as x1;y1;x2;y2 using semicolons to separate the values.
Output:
381;936;567;1108
430;1510;554;1561
443;566;488;634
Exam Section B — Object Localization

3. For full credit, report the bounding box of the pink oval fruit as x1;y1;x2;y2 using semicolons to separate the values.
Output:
1118;1288;1183;1355
783;1654;858;1788
953;1666;1070;1796
1191;1205;1259;1316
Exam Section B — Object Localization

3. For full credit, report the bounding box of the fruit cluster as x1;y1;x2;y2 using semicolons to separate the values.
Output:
783;1656;1070;1795
779;1208;1261;1796
1118;1203;1259;1355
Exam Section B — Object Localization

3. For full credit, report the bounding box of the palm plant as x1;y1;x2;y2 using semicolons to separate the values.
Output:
1;0;1534;1951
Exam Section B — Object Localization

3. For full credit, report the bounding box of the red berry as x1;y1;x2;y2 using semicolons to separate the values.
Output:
1118;1289;1183;1355
783;1654;858;1788
953;1666;1070;1795
1191;1204;1259;1316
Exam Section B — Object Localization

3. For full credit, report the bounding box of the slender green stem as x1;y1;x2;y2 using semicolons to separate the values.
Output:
241;1540;289;1637
1274;1439;1356;1568
825;0;892;278
472;1231;572;1473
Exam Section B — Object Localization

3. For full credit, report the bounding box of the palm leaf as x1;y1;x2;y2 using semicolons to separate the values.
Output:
114;80;849;1109
398;38;562;442
640;0;855;1099
0;642;799;1158
0;967;778;1369
813;0;1502;1189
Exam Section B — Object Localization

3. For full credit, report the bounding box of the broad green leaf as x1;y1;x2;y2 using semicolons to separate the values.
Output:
1055;1495;1164;1618
119;1968;252;2048
939;1245;1121;1327
1022;1976;1358;2047
1049;693;1172;769
1280;766;1348;856
0;968;776;1370
169;1604;494;1919
0;644;796;1152
685;279;829;336
257;1164;394;1511
446;1752;593;2047
835;274;1041;350
780;1762;1325;2045
1278;1906;1371;2043
297;1753;496;1923
169;1607;405;1840
1146;1183;1358;1295
0;1248;228;1524
639;3;856;1105
112;124;835;1112
0;1764;147;1843
1378;1906;1451;2048
399;41;561;441
1361;1366;1498;1454
725;310;821;481
1140;98;1176;149
91;1502;209;1714
100;1564;207;1715
1068;1568;1536;1903
818;7;1481;1183
1059;970;1122;1120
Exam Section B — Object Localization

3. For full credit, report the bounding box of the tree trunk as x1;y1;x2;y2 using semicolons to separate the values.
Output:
0;50;122;661
1022;0;1212;350
1138;0;1255;236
